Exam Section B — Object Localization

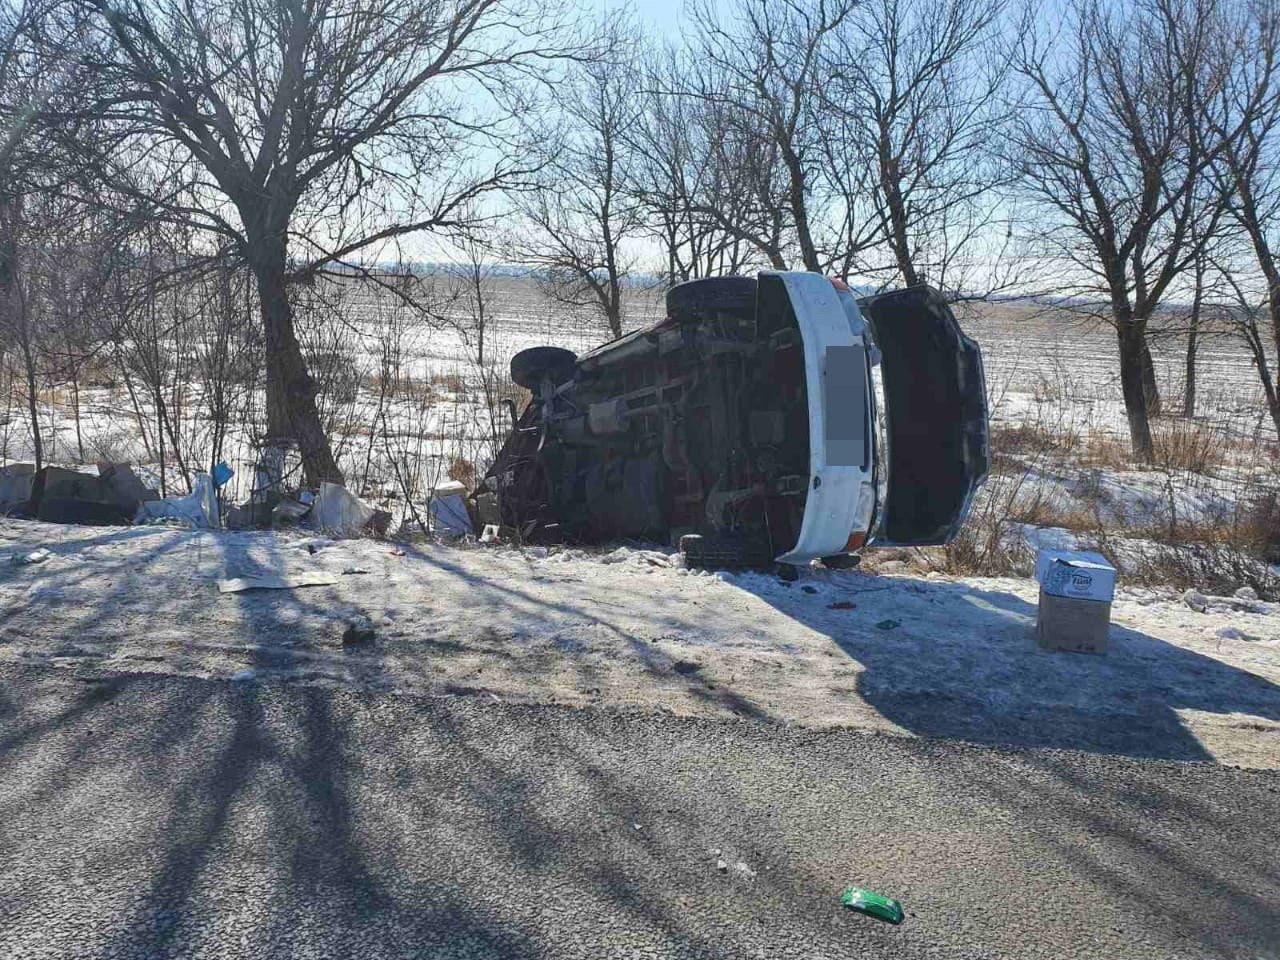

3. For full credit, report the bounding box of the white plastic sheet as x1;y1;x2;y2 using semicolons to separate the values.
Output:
309;481;375;534
135;473;220;528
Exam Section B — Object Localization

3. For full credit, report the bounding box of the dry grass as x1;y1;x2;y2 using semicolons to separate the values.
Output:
1150;418;1227;473
904;392;1280;599
447;455;476;488
1120;540;1280;600
1074;418;1247;474
430;371;467;394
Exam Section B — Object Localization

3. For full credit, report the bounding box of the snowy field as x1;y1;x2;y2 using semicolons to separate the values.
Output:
2;278;1276;550
2;521;1279;768
3;276;1274;513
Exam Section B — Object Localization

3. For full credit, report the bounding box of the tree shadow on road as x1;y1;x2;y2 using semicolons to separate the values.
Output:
737;571;1280;762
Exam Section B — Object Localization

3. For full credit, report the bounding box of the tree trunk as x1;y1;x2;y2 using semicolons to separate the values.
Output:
1255;297;1280;442
155;388;166;497
1183;266;1203;419
1140;339;1162;417
1117;321;1155;462
71;370;84;462
248;237;342;487
878;134;920;288
19;332;41;473
0;199;37;470
1265;374;1280;441
1183;318;1198;420
782;144;821;273
604;274;623;339
1268;276;1280;440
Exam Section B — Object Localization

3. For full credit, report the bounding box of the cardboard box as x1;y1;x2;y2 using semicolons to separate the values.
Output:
1036;588;1110;654
1034;549;1116;602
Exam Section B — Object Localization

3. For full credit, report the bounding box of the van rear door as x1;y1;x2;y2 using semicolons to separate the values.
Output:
858;285;988;546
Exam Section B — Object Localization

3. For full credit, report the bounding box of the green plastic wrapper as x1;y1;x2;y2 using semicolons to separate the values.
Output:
841;885;905;924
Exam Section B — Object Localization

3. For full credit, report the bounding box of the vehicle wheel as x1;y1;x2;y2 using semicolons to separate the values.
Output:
820;553;861;570
666;276;758;317
510;346;578;391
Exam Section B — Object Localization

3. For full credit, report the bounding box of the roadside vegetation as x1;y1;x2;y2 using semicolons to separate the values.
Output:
2;0;1280;602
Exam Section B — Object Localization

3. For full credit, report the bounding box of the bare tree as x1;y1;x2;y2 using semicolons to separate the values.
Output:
628;49;764;283
820;0;1016;296
44;0;582;485
1183;246;1209;419
1008;0;1230;460
515;29;643;338
1206;0;1280;438
0;0;58;469
684;0;856;273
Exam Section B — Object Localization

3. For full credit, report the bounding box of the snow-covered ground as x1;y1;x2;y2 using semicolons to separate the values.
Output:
3;519;1279;768
4;279;1275;519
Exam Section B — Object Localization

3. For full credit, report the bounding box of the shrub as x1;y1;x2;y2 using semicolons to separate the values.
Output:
447;455;476;488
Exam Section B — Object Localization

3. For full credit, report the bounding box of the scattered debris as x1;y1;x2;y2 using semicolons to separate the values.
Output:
212;461;234;488
342;566;370;575
1235;586;1260;602
216;572;341;594
342;618;377;647
841;886;905;925
389;548;406;557
271;497;311;528
369;509;393;538
480;524;500;544
829;600;857;610
31;466;131;525
0;462;35;514
310;481;376;535
716;859;729;874
672;659;702;676
225;502;264;530
876;619;901;630
229;669;257;683
428;480;473;537
136;473;219;528
98;462;155;517
1216;627;1263;643
12;547;51;565
253;447;286;501
734;861;757;879
1183;588;1209;613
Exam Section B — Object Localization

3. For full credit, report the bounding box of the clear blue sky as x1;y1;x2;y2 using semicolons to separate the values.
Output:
592;0;697;37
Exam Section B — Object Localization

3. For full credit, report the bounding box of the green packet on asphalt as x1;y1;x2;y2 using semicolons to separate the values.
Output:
841;886;905;924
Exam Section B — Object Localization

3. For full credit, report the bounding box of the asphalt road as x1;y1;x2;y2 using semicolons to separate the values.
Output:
0;664;1277;960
